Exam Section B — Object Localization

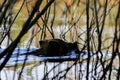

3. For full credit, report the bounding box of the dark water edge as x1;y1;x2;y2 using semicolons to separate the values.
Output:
0;48;112;67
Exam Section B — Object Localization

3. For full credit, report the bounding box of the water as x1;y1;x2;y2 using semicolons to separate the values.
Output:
0;48;112;66
0;48;118;80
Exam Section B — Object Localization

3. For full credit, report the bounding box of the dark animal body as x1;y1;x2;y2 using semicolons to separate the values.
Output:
24;39;79;56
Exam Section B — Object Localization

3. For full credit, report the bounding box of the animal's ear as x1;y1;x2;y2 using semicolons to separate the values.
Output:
72;41;78;46
74;41;78;44
39;40;45;46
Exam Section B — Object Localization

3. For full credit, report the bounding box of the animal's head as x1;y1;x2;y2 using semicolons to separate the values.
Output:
66;41;79;52
39;40;47;47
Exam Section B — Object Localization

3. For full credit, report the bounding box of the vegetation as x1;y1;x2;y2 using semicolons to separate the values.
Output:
0;0;119;80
